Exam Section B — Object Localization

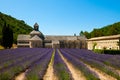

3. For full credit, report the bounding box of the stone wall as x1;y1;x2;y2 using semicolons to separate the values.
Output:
87;35;120;50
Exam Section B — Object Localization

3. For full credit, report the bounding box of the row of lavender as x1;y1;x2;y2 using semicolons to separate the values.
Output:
0;48;74;80
0;48;53;80
53;49;73;80
21;49;74;80
25;48;53;80
60;49;120;80
59;49;100;80
1;48;120;80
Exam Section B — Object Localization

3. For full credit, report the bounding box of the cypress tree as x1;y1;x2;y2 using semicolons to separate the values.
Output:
2;22;13;49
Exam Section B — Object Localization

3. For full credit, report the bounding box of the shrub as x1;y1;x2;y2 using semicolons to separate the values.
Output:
94;49;120;55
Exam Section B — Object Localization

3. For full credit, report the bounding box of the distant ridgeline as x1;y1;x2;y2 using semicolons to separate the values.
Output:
81;22;120;39
0;12;33;44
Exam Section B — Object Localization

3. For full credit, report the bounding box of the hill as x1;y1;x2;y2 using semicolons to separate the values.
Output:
81;22;120;39
0;12;33;44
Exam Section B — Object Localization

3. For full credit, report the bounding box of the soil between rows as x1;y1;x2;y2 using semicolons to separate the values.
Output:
15;49;118;80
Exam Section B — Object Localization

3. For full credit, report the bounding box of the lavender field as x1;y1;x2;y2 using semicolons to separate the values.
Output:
0;48;120;80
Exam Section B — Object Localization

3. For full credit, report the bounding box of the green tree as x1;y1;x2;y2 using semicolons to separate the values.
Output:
83;22;120;39
80;31;84;36
92;42;97;51
74;33;76;36
2;23;13;49
91;29;102;37
0;12;33;44
83;31;90;39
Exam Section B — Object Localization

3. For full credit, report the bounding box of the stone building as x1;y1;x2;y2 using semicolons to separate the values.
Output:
87;35;120;50
17;23;87;48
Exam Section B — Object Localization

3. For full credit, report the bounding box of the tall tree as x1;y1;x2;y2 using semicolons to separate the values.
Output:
83;31;90;39
2;22;13;49
80;31;84;36
74;33;76;36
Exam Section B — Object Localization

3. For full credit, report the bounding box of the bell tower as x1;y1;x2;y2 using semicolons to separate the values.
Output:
34;23;39;31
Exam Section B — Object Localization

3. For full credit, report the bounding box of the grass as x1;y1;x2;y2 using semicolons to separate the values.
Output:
26;70;39;80
0;44;17;50
11;66;23;74
54;50;73;80
0;71;11;80
55;63;71;80
0;45;4;49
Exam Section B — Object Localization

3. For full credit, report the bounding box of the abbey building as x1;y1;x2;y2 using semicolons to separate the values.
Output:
17;23;87;48
87;35;120;50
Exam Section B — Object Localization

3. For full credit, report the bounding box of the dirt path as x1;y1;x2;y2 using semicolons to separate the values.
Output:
116;69;120;76
108;66;120;76
58;49;86;80
43;50;58;80
15;72;26;80
84;63;117;80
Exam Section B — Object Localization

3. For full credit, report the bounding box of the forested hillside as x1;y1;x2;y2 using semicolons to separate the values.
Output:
0;12;33;44
81;22;120;39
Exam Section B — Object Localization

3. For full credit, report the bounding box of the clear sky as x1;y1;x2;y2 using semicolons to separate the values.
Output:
0;0;120;35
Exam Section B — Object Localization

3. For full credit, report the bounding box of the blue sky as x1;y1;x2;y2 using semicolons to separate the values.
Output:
0;0;120;35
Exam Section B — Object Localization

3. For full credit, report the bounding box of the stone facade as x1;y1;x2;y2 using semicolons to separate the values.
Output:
17;23;87;48
87;35;120;50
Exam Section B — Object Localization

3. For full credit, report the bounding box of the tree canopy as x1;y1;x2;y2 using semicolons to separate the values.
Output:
0;12;33;44
80;22;120;39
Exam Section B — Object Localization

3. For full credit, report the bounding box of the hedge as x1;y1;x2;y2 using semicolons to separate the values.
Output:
93;49;120;55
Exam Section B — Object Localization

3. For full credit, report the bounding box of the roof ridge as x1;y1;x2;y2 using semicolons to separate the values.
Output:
30;35;42;40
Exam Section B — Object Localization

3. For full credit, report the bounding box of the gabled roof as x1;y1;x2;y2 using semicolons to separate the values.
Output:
30;35;42;41
30;30;42;35
17;35;30;40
